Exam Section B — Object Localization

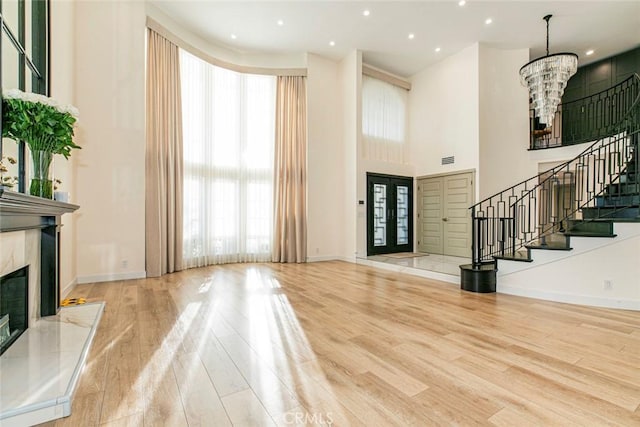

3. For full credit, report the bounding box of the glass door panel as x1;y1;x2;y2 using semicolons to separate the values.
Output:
373;183;387;247
396;185;409;245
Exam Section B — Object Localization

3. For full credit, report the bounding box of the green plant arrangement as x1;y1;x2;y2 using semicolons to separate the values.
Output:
2;89;80;198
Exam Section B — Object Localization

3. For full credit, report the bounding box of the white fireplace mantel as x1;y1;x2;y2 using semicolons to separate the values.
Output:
0;187;79;230
0;187;79;318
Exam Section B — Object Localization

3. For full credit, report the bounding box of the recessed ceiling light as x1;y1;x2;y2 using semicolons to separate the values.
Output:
329;41;335;46
408;33;415;40
277;19;284;26
458;0;466;6
435;47;441;53
231;34;237;39
363;10;370;17
485;18;493;25
586;49;594;56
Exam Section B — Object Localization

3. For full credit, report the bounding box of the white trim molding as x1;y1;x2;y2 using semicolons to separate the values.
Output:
60;278;77;299
498;285;640;311
76;271;147;285
306;255;341;263
362;63;411;90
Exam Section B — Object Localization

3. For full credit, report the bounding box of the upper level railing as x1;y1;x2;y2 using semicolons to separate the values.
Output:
473;74;640;266
530;75;640;150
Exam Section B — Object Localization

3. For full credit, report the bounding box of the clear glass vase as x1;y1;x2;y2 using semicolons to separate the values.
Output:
30;149;54;199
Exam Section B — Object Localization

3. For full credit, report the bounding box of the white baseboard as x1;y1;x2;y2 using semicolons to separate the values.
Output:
306;255;340;262
76;271;146;285
498;285;640;311
60;278;77;299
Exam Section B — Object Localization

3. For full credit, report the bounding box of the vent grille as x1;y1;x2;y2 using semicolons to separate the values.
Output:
441;156;455;165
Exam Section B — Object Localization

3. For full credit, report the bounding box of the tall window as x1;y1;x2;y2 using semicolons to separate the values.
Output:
361;75;408;163
1;0;50;192
180;50;276;267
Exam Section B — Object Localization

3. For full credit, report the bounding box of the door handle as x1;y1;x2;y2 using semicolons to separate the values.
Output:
442;218;448;222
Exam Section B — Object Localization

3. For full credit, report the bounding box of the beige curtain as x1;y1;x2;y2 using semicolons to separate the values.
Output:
273;76;307;263
145;29;183;277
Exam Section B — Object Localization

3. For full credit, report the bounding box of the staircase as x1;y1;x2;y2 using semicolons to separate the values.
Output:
460;74;640;296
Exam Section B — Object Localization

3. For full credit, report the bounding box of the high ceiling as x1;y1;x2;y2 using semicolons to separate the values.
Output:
151;1;640;77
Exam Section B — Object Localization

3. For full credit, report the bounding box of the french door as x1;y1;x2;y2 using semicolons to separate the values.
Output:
367;173;413;255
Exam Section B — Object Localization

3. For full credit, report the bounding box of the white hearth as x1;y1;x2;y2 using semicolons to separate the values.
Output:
0;302;104;426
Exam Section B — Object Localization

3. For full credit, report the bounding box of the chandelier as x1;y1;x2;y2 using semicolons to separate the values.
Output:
520;15;578;125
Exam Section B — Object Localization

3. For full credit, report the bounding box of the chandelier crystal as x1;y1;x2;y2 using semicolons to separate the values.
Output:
520;15;578;125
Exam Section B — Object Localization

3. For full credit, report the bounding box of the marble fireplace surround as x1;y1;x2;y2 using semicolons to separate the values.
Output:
1;229;42;328
0;188;79;322
0;189;107;426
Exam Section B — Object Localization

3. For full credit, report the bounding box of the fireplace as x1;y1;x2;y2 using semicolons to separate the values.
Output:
0;266;29;355
0;188;79;354
0;189;91;426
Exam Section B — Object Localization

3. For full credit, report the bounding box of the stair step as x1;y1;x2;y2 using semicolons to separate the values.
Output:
605;183;640;195
494;251;532;263
571;217;640;223
619;173;639;183
563;231;617;238
601;217;640;222
567;219;614;234
582;206;640;219
525;241;572;251
596;194;640;207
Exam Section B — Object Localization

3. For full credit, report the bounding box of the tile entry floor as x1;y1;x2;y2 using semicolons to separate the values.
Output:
365;253;470;276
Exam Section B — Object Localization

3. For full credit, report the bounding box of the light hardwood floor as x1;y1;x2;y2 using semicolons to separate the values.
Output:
40;261;640;426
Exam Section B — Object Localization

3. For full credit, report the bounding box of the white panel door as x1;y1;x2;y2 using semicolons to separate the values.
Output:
417;178;443;254
417;172;473;257
443;173;473;257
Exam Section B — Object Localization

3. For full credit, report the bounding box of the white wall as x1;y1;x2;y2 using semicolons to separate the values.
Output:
74;0;146;283
478;45;533;200
527;141;592;169
497;223;640;310
50;0;78;294
306;53;345;261
409;43;480;179
339;51;360;261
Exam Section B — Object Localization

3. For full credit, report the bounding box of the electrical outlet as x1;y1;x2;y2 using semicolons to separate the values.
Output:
315;247;319;254
121;259;128;268
603;280;613;290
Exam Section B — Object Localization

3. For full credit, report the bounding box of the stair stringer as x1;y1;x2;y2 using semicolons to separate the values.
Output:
495;223;640;310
